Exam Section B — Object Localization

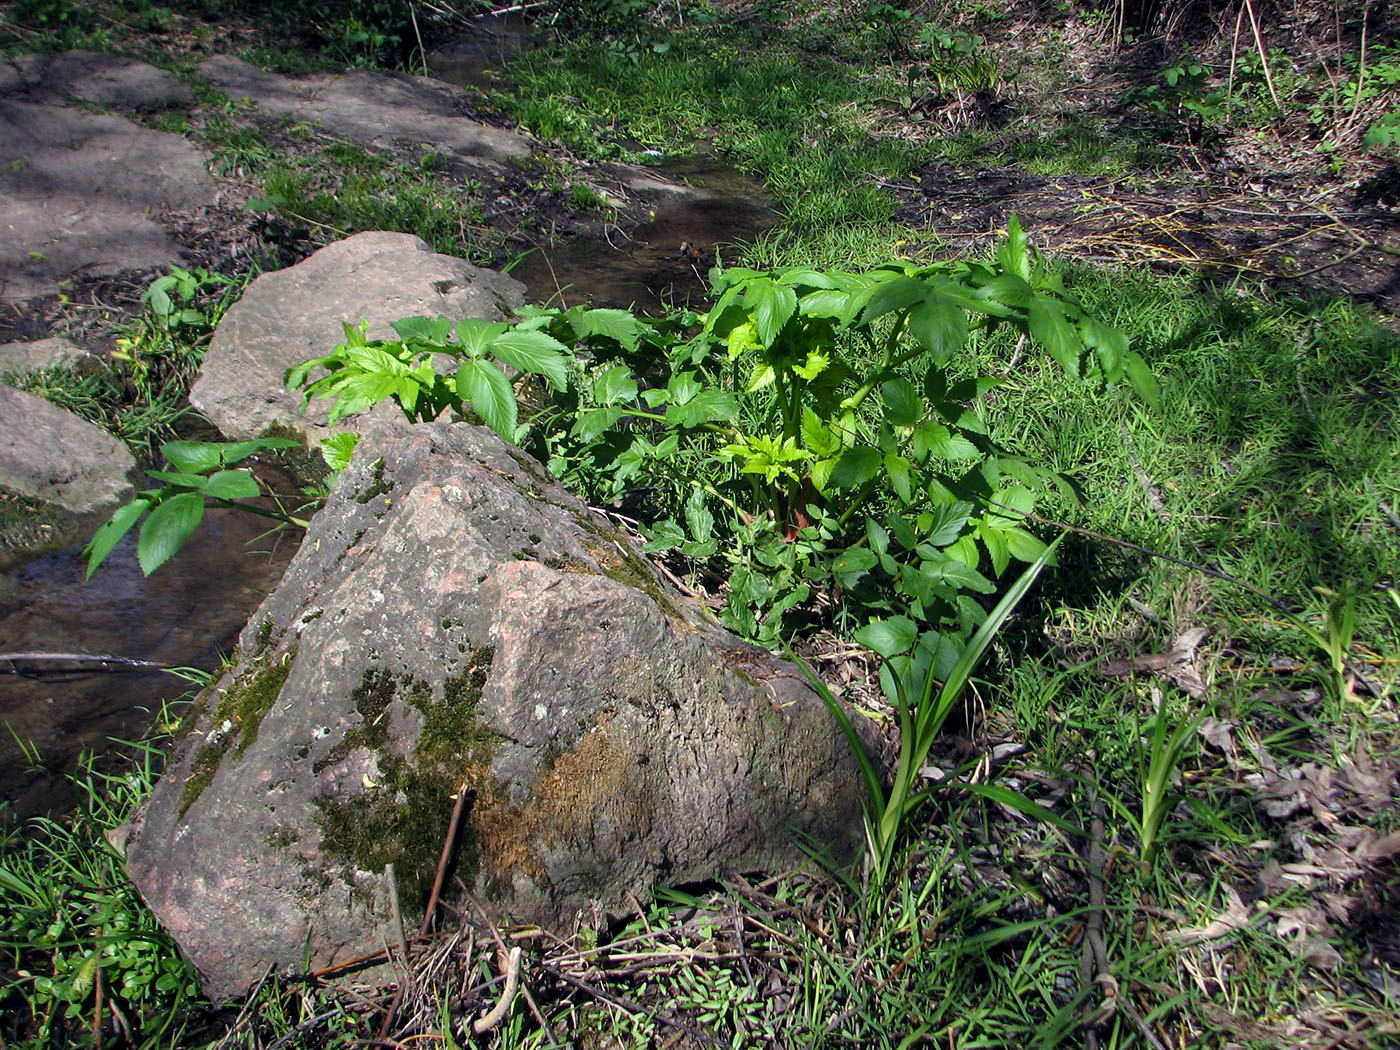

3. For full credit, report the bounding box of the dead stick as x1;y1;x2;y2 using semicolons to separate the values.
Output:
422;784;472;937
0;652;172;670
376;864;413;1040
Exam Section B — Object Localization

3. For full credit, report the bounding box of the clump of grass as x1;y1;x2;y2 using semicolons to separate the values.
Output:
250;140;486;259
498;27;916;233
0;730;203;1048
7;267;242;456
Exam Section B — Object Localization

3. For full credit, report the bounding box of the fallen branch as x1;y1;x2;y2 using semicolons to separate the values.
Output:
0;652;172;671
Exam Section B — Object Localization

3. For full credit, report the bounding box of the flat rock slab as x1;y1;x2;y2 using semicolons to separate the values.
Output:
0;96;214;301
0;336;94;376
199;55;533;169
0;383;134;561
37;50;195;111
122;422;867;1001
190;231;526;441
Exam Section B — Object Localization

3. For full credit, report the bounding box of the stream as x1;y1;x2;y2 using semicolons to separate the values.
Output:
0;20;777;820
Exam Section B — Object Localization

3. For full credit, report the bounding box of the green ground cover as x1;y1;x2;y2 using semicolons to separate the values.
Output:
2;1;1398;1048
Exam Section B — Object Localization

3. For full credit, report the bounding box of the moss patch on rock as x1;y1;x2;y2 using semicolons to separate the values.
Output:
313;648;499;914
353;457;393;505
178;651;294;816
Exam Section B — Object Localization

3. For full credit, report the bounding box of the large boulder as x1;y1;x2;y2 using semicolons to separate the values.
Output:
0;383;135;564
189;233;526;442
0;336;94;377
122;422;868;1000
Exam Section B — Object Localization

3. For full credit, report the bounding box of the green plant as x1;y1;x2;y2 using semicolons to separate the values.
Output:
532;217;1151;646
13;266;242;454
916;26;999;94
1363;109;1400;149
0;733;204;1047
140;264;233;333
291;220;1152;734
791;536;1067;885
1094;686;1204;862
1136;58;1227;142
285;315;573;440
83;437;306;577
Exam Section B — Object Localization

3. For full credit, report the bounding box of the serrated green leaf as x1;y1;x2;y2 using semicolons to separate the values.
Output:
1028;294;1081;374
159;441;224;474
137;491;204;575
320;432;360;471
981;524;1010;576
493;329;571;390
573;307;645;350
923;551;995;592
746;281;798;346
830;547;878;575
1123;350;1159;409
455;359;517;439
866;516;890;555
852;275;926;326
84;498;151;578
201;470;261;500
393;315;455;345
592;365;639;405
641;519;686;553
145;469;210;489
798;288;851;318
792;350;830;382
665;388;739;428
829;446;882;489
997;213;1032;282
881;378;922;427
684;488;714;544
452;318;511;359
921;501;973;546
1004;526;1048;562
970;273;1032;315
572;404;624;441
777;268;842;289
215;438;299;466
908;294;969;364
885;451;913;502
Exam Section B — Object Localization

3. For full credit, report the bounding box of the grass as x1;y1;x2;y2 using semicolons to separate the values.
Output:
5;269;242;456
2;1;1398;1046
496;27;916;233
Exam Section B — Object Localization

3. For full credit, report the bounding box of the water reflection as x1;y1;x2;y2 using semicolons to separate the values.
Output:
0;503;296;817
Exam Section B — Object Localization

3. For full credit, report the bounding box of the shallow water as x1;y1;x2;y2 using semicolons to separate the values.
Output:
432;19;778;314
0;497;296;818
2;22;779;818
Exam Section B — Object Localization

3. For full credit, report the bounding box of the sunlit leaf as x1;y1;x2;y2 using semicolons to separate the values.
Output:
392;315;455;345
83;498;151;578
137;492;205;576
881;378;922;427
201;470;261;500
855;615;919;657
829;446;882;489
573;307;646;350
493;329;571;390
455;359;517;439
